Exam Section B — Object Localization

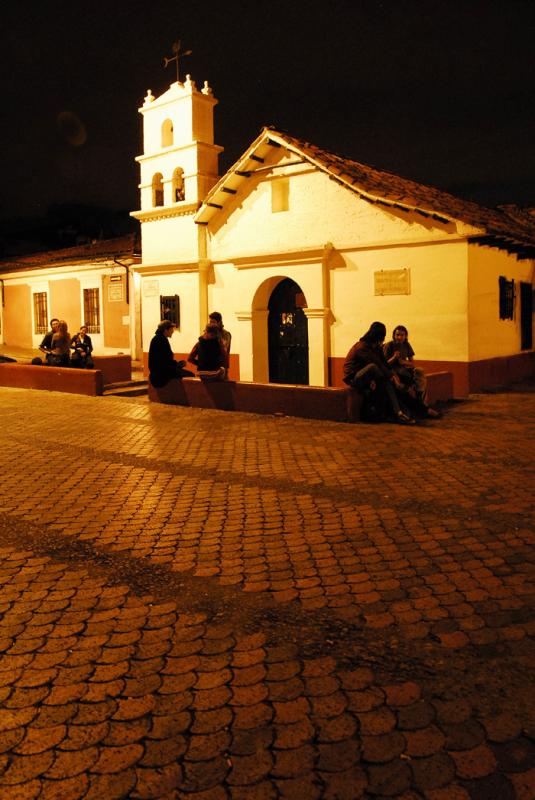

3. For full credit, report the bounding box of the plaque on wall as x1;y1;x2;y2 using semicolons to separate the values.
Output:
374;268;410;296
108;283;124;302
143;280;159;297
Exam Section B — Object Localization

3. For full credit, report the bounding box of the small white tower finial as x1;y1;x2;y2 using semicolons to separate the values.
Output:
202;80;213;95
144;89;155;104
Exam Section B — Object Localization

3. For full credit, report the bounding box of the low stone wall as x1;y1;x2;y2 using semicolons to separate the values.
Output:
0;363;104;396
148;372;453;422
92;355;131;385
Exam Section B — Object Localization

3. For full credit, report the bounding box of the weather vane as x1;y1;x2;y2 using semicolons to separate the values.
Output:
164;40;192;84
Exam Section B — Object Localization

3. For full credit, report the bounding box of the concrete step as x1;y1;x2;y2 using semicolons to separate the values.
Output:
103;379;148;397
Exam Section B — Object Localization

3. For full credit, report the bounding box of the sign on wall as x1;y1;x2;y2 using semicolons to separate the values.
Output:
108;283;124;302
143;280;159;297
374;268;410;296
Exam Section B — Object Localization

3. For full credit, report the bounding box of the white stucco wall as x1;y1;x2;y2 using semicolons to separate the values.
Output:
141;272;199;356
468;245;534;359
330;240;470;361
206;168;471;365
141;216;200;265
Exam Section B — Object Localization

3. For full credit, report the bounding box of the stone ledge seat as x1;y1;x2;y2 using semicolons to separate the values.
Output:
0;363;104;396
148;372;453;422
91;354;131;385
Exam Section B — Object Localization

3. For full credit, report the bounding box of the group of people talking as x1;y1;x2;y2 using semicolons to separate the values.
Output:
34;318;94;369
149;314;439;424
149;312;231;388
343;321;440;424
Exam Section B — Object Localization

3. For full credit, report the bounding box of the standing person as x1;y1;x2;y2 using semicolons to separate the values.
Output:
208;312;231;353
383;325;439;418
148;320;194;388
70;325;94;369
188;324;229;380
48;320;72;367
343;321;415;424
39;318;60;364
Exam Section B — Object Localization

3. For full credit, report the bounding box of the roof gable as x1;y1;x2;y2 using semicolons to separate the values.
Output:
196;128;535;257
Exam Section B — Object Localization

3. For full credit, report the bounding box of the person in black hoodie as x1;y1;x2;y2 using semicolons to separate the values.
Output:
187;324;229;380
148;320;194;388
343;321;415;424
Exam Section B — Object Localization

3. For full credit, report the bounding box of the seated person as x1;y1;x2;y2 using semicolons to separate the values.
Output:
188;324;229;380
383;325;439;418
39;318;60;364
149;320;194;387
48;320;72;367
70;325;94;369
343;321;415;424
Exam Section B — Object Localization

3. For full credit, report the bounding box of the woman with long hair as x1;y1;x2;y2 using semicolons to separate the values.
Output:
49;320;71;367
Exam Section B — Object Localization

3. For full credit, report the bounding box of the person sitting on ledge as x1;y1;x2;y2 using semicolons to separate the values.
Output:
148;320;194;388
383;324;440;418
70;325;94;369
343;321;415;424
187;324;229;381
48;320;72;367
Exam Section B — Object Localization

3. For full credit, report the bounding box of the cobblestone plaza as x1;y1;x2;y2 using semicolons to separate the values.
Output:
0;386;533;798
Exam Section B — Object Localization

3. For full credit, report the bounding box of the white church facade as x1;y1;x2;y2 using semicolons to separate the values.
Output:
130;75;535;397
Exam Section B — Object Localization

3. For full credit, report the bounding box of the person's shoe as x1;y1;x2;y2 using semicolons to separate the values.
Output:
426;407;440;418
396;411;416;425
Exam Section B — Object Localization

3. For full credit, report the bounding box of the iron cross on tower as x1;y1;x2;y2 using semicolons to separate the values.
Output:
164;40;192;83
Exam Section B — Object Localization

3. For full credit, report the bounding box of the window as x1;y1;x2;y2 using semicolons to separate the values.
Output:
160;295;180;328
271;178;289;213
83;288;100;333
499;276;515;320
161;119;174;148
152;173;164;207
33;292;48;334
172;167;185;202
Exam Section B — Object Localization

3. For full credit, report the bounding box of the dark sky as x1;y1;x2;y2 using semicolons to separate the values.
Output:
3;0;535;221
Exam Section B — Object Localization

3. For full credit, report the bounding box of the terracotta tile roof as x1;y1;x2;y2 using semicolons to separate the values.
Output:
198;127;535;255
0;234;139;273
274;130;535;251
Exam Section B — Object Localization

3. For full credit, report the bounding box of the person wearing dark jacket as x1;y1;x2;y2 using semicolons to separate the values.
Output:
187;324;229;380
70;325;94;369
343;321;415;424
148;320;194;388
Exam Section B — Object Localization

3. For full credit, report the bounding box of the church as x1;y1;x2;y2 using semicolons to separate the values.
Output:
130;75;534;397
1;73;534;397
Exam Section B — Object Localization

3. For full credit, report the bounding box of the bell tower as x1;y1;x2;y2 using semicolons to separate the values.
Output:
134;75;222;213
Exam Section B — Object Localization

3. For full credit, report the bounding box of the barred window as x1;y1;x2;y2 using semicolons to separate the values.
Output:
83;288;100;333
499;276;515;320
33;292;48;334
160;295;180;329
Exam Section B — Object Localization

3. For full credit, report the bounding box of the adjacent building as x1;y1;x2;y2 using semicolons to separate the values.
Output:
0;235;140;357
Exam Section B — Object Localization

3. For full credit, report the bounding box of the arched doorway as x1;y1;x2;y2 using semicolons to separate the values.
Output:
268;278;309;385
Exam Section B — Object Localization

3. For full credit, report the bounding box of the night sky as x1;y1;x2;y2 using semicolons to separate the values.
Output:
3;0;535;224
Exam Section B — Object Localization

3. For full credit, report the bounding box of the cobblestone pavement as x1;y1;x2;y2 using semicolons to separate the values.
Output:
0;386;533;800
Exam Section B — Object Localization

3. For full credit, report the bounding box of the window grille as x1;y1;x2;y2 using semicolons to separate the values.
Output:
499;276;515;320
160;295;180;329
83;288;100;333
33;292;48;334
